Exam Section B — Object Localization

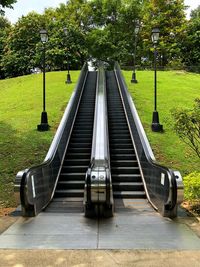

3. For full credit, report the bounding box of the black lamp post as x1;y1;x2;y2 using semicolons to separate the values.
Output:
131;20;140;83
63;27;72;84
151;28;163;132
37;29;50;131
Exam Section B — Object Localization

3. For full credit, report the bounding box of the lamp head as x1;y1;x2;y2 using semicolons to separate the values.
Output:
40;29;48;43
151;28;160;44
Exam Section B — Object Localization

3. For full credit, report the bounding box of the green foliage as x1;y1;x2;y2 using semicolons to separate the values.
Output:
181;6;200;69
183;172;200;201
0;16;11;78
171;99;200;158
141;0;186;66
0;0;17;15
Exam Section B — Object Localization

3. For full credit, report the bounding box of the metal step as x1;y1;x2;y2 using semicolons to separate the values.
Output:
112;182;144;191
113;191;146;199
111;160;139;167
112;174;142;182
57;180;85;190
59;173;86;181
54;189;84;198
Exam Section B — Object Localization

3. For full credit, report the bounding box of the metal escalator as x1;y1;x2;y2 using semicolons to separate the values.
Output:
15;65;98;216
106;71;145;200
49;72;97;210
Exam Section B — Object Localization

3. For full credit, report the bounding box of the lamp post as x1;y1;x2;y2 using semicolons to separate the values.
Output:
151;28;163;132
131;20;140;83
37;29;49;131
63;27;72;84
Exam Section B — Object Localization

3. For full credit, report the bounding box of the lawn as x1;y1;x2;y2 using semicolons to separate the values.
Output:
0;71;80;207
123;70;200;176
0;69;199;208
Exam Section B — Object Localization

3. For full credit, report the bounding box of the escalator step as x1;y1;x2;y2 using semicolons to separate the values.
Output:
111;166;140;174
112;174;142;182
54;189;84;198
112;182;144;191
57;180;85;189
59;172;86;181
113;191;146;199
111;160;138;167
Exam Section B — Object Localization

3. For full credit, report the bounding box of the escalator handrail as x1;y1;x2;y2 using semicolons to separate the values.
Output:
85;66;113;211
15;63;89;216
90;67;110;168
114;62;183;217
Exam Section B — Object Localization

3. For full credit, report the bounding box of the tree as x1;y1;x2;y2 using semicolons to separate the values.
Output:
141;0;186;67
0;0;17;15
171;99;200;158
180;5;200;71
2;12;44;77
0;16;11;78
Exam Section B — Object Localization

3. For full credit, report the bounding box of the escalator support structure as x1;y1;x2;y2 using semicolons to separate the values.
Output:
15;64;98;217
14;62;183;219
107;63;183;218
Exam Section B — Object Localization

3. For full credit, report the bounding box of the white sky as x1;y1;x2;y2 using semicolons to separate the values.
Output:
3;0;200;24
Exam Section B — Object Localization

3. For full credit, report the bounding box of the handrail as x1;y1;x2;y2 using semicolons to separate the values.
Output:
84;66;113;217
114;62;183;218
15;63;89;216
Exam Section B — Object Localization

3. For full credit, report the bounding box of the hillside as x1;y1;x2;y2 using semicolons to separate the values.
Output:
0;69;199;208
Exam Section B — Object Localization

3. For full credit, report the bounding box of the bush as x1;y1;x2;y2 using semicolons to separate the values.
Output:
171;98;200;158
184;172;200;201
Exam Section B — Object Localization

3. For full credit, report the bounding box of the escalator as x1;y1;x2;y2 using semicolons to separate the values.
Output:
15;66;98;216
106;71;145;200
15;63;182;218
48;72;97;211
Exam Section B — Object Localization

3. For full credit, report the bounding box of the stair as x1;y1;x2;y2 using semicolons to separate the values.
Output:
53;71;97;201
106;71;146;199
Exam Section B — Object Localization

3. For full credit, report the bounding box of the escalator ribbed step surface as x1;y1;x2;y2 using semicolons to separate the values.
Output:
106;71;146;199
53;71;97;201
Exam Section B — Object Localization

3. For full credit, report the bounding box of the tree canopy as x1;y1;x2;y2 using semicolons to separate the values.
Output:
0;0;199;78
0;0;17;15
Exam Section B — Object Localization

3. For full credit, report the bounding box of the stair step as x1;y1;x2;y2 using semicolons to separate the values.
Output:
112;174;142;182
54;189;84;198
62;165;88;172
57;180;85;189
112;166;140;174
59;172;86;181
111;160;138;167
66;153;90;159
113;191;146;199
112;182;144;191
68;147;91;153
111;154;136;160
63;159;90;166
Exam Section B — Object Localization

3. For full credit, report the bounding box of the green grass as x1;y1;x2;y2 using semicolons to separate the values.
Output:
0;69;199;208
0;71;80;207
123;70;200;176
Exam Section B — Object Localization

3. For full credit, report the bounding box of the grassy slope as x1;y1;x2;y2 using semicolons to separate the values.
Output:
0;71;80;207
123;70;200;175
0;70;199;207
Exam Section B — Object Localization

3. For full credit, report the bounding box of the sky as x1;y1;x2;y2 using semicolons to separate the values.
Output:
3;0;200;24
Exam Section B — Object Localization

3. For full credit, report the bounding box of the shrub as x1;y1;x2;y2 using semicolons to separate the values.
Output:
183;172;200;201
171;98;200;158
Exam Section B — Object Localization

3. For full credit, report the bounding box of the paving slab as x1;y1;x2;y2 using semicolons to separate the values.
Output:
0;199;199;250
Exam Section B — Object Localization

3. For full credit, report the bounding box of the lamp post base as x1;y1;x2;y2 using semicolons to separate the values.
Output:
151;111;163;132
131;72;138;83
65;74;72;84
37;111;50;131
